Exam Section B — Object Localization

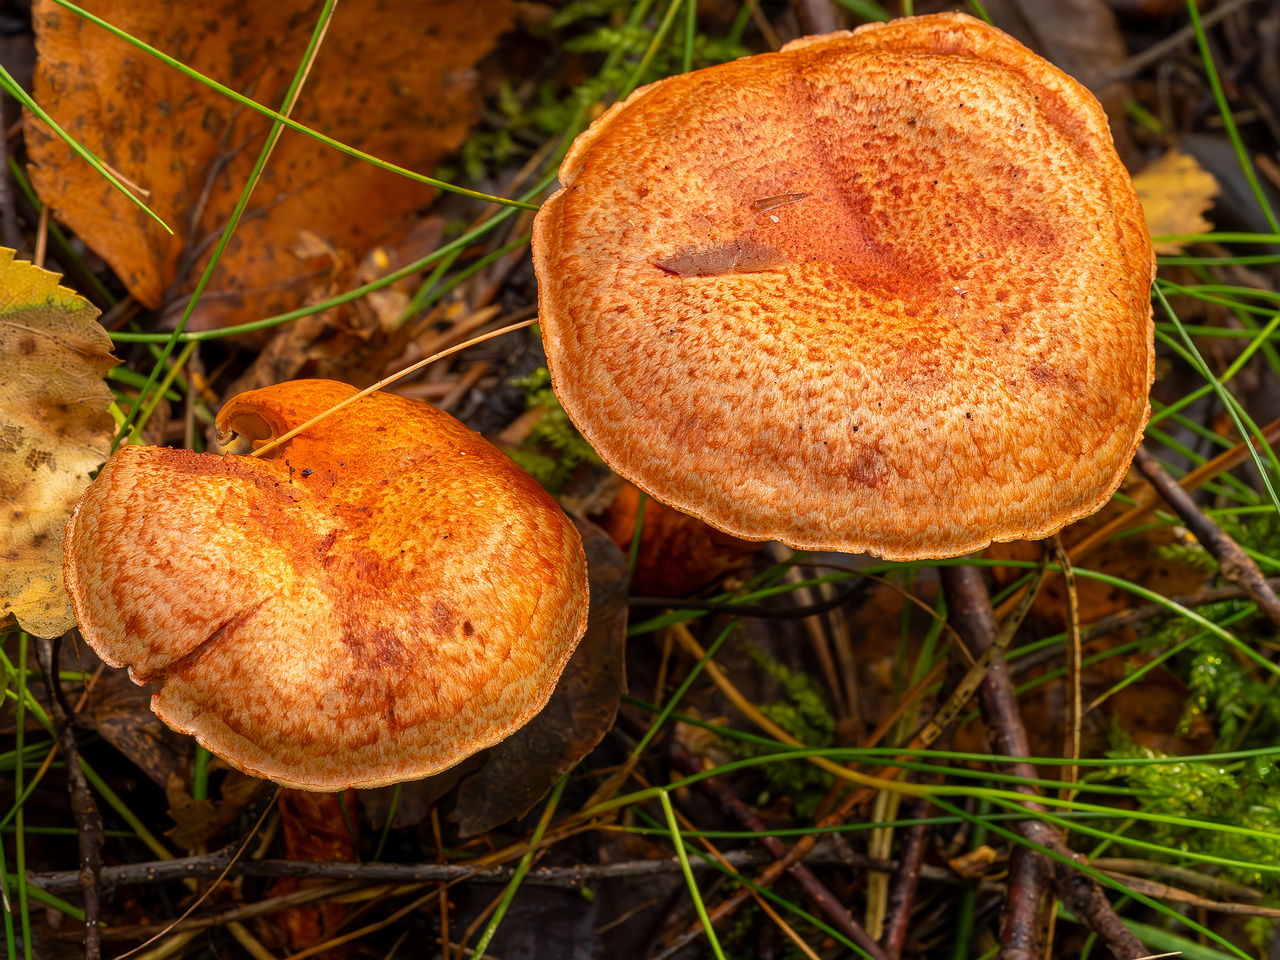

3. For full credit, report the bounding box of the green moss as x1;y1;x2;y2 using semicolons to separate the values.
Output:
455;0;751;184
1106;729;1280;896
1154;539;1218;574
722;640;836;820
506;367;600;493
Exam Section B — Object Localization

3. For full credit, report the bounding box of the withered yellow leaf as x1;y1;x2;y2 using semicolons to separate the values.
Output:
1134;149;1220;254
0;247;115;638
25;0;512;333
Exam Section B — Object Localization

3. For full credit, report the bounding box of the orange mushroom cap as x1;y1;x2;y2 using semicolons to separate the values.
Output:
64;380;588;791
533;13;1155;561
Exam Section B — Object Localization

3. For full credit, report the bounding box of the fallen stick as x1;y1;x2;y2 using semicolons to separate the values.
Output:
941;565;1145;960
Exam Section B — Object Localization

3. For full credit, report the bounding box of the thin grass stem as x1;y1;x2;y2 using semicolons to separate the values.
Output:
470;775;568;958
659;790;727;960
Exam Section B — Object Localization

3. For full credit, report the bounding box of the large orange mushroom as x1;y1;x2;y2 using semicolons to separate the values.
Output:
533;12;1154;561
64;380;588;791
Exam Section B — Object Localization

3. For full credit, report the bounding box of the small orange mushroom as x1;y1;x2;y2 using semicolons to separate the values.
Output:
533;13;1155;561
64;380;588;791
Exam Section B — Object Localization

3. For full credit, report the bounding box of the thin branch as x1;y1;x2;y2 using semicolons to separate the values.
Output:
1133;445;1280;630
940;566;1145;960
1000;846;1048;960
654;652;952;955
1052;537;1082;796
881;799;930;960
1088;0;1258;89
35;635;104;960
994;415;1280;620
28;848;868;897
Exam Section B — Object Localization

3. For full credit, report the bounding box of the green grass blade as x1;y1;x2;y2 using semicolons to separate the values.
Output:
109;196;525;343
619;0;689;99
191;746;211;801
682;0;696;73
7;157;118;305
1082;606;1256;711
831;0;891;20
1153;286;1280;513
0;839;15;960
673;830;875;959
372;782;402;861
629;618;737;757
659;790;727;960
1094;916;1238;960
934;796;1251;960
0;63;172;234
0;874;84;921
1186;0;1280;235
967;0;993;25
471;775;568;958
14;634;30;960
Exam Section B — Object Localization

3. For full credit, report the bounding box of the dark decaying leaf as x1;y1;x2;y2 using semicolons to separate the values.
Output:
84;662;191;789
260;789;360;952
451;517;628;836
653;236;786;277
358;752;488;831
165;768;271;849
595;481;758;597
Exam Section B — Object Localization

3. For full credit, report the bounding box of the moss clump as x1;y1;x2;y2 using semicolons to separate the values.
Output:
723;639;836;820
506;366;600;493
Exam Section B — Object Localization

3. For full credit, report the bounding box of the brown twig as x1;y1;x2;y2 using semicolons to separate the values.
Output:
432;806;450;960
994;415;1280;621
1001;846;1049;960
30;848;860;897
1133;445;1280;630
1088;0;1258;89
881;799;930;960
35;635;104;960
647;767;822;960
48;880;366;941
1052;537;1082;797
1099;872;1280;917
940;566;1145;960
654;658;951;957
34;205;48;268
1091;859;1261;900
634;569;1043;954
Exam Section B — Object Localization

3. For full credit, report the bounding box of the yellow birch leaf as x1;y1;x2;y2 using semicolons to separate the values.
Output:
1134;149;1220;254
0;248;115;637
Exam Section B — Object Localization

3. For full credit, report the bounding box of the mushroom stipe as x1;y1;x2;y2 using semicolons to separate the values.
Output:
64;380;589;792
533;12;1155;561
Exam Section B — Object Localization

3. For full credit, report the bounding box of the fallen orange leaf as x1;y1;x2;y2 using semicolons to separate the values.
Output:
26;0;512;330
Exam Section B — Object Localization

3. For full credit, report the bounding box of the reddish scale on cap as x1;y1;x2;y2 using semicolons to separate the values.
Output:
533;13;1154;560
64;380;588;791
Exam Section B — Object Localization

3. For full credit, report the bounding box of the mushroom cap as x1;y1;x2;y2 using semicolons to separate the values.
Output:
532;12;1155;561
64;380;589;791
